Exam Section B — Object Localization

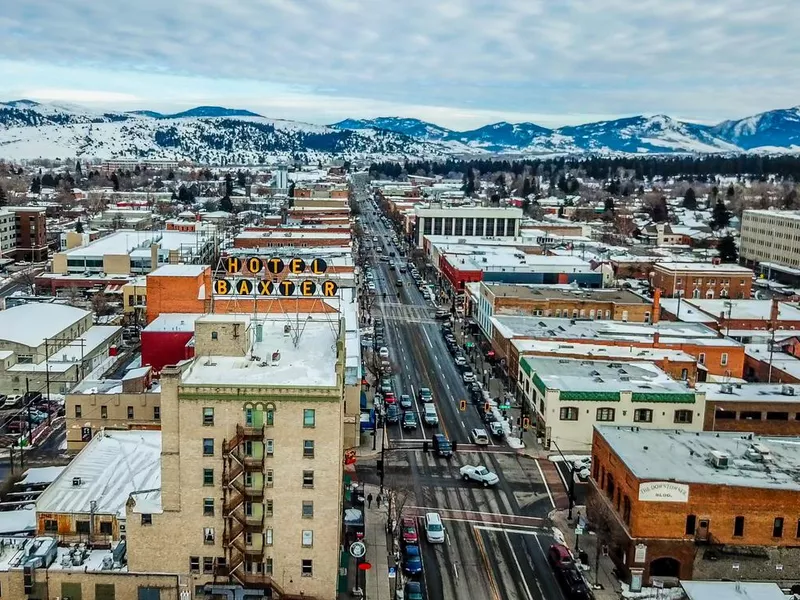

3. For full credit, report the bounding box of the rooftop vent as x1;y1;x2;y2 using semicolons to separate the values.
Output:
782;384;795;396
719;383;734;394
284;324;292;337
72;477;82;487
708;450;730;469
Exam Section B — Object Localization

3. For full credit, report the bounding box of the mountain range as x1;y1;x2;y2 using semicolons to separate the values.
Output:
1;99;800;161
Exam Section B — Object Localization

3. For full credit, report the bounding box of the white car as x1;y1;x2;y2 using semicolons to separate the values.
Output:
379;347;389;359
367;282;376;292
471;428;489;445
573;456;592;471
460;465;499;487
462;371;476;383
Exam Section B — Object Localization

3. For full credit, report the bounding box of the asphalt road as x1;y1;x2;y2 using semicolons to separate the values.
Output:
360;197;569;600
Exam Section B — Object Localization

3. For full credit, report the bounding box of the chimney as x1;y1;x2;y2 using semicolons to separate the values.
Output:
771;298;780;327
652;288;661;324
653;332;660;347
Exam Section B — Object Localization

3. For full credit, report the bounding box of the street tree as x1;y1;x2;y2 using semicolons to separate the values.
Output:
682;187;697;210
710;199;731;230
717;234;738;263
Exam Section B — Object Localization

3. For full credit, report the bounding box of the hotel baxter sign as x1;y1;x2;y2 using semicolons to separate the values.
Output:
213;256;339;298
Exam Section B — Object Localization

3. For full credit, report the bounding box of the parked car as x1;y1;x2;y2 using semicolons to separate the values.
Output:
558;566;594;600
454;356;468;370
435;310;450;320
379;347;389;359
402;411;418;430
548;543;574;572
489;421;504;437
386;404;400;424
424;512;445;543
462;371;476;383
381;379;392;394
384;392;396;405
403;545;423;574
401;517;418;544
403;581;424;600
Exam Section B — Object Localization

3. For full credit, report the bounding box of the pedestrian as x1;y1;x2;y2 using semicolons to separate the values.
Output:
376;493;382;508
367;493;373;508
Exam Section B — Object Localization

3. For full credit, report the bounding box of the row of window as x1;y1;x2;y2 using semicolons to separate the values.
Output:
75;405;160;420
715;409;800;421
421;216;517;238
189;556;315;577
199;497;315;519
559;407;694;423
203;406;317;428
685;514;800;539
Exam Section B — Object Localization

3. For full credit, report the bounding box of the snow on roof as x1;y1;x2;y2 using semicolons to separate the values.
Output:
181;315;341;388
36;430;161;518
18;466;66;486
0;508;35;534
236;230;350;240
654;262;753;273
514;339;693;363
122;366;151;381
697;382;800;403
663;299;800;322
64;229;209;258
55;326;121;362
149;264;207;278
681;581;786;600
144;313;202;333
0;304;90;348
596;426;800;492
745;344;800;379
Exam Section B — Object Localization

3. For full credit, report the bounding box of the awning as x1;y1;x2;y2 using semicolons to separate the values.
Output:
104;284;124;294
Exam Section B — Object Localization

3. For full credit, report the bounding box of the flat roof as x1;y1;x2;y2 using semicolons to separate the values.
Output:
0;304;90;348
596;426;800;492
674;299;800;321
486;283;648;304
236;230;351;240
148;264;207;277
514;340;694;363
681;581;786;600
64;229;209;258
698;382;800;403
181;315;341;388
523;356;690;395
654;262;753;274
36;430;161;518
145;313;202;333
743;209;800;221
745;344;800;379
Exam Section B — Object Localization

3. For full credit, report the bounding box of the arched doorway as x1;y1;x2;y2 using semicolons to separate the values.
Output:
650;556;681;578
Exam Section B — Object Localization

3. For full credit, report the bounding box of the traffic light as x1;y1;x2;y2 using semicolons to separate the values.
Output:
484;402;491;413
522;417;530;431
459;400;466;411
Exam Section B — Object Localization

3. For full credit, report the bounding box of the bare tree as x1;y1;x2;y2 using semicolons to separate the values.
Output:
64;286;84;307
90;292;110;322
386;473;415;547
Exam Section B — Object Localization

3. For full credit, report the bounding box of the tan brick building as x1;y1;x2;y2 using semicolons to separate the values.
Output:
588;426;800;587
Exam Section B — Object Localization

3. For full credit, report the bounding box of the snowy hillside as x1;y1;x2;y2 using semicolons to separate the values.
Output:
712;107;800;151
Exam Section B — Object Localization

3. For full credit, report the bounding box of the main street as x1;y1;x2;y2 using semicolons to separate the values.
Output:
358;196;570;600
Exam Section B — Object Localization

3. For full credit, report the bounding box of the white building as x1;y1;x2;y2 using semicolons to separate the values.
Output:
740;209;800;276
413;205;523;247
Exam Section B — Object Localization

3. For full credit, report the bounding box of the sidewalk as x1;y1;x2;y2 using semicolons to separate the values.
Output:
362;482;395;600
550;507;623;600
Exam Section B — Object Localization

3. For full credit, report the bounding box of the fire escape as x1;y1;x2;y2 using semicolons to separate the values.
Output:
221;424;312;600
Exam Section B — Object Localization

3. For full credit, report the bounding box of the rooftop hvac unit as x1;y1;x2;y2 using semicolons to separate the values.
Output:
782;384;795;396
72;477;82;487
708;450;730;469
720;383;734;394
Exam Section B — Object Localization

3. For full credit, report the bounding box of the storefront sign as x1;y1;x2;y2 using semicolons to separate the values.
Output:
214;255;338;297
634;543;647;564
638;481;689;503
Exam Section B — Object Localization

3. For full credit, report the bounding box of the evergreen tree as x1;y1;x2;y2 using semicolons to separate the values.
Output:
171;190;178;201
75;220;84;234
682;187;697;210
110;172;120;192
30;177;41;194
0;185;6;207
652;196;669;223
167;170;175;180
717;234;738;263
41;173;56;187
710;199;731;230
288;182;295;198
726;184;735;198
237;170;247;188
604;196;614;213
220;195;234;213
782;188;798;209
178;185;193;203
521;178;532;198
75;161;82;177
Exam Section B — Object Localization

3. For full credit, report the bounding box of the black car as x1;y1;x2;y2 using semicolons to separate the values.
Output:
435;310;450;320
557;566;594;600
432;433;453;458
386;404;400;424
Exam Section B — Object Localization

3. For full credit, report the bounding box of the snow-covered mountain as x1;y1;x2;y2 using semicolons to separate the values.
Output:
4;100;800;161
0;101;456;162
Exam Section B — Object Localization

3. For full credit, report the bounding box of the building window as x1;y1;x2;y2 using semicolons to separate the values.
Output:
265;469;274;487
720;353;728;366
266;407;274;426
301;559;313;577
76;520;90;534
75;405;82;418
101;406;108;419
596;408;615;422
141;514;152;526
153;406;160;420
265;557;274;575
633;409;653;423
266;439;274;456
265;499;274;517
189;557;200;573
100;521;113;535
203;469;214;486
767;412;789;420
204;527;215;544
265;528;273;546
203;498;214;517
698;353;705;365
211;331;218;341
302;501;314;518
796;519;800;539
203;438;214;456
475;218;485;236
685;514;696;535
303;409;316;428
559;407;578;421
303;440;315;458
302;530;314;547
674;410;693;424
127;406;134;419
44;519;58;533
733;516;745;537
203;407;214;426
203;557;214;573
773;517;784;538
303;470;315;488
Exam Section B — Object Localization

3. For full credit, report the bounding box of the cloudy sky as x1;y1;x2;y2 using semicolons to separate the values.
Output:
2;0;798;129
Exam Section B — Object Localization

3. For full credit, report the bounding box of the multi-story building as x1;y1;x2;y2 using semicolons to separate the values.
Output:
517;357;705;450
0;209;15;258
141;313;346;598
740;209;800;277
413;204;523;247
588;426;800;586
651;262;753;299
0;206;48;262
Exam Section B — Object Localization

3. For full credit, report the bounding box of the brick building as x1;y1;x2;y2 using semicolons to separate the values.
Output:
588;426;800;587
697;382;800;435
1;206;48;262
233;230;351;249
651;263;753;299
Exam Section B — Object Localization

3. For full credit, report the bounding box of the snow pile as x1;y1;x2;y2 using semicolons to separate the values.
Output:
621;583;684;600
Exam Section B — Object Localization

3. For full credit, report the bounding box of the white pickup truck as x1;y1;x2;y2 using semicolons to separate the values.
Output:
459;465;500;487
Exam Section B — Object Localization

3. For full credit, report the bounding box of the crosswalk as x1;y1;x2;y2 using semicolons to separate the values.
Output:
378;302;437;324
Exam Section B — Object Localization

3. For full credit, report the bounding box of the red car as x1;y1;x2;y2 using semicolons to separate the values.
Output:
401;517;418;544
384;393;396;404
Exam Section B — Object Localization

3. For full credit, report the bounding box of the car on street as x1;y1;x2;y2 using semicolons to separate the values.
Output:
462;371;476;383
381;360;392;374
396;280;403;287
489;421;504;437
558;566;594;600
573;456;592;471
403;545;423;574
460;465;499;486
434;309;450;320
471;428;490;445
403;581;424;600
401;517;418;544
424;512;445;543
380;255;389;262
367;282;376;292
399;266;407;273
454;355;468;370
402;411;418;430
384;392;396;404
548;543;574;571
386;404;400;424
379;347;389;359
418;387;433;403
432;433;453;458
398;394;412;409
380;379;392;394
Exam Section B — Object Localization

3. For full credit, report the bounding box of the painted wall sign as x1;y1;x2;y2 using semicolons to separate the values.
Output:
638;481;690;503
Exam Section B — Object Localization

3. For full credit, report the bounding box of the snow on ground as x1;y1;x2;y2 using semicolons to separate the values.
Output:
549;454;591;463
621;583;684;599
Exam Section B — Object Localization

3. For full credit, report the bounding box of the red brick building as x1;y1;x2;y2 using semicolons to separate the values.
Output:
651;263;753;299
588;426;800;587
7;206;48;261
698;382;800;435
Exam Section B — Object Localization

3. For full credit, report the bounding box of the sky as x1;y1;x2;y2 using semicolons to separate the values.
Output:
2;0;799;130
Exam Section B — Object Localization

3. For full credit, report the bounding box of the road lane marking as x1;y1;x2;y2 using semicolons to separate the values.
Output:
535;459;556;509
423;329;433;348
503;529;535;600
474;525;541;535
452;561;459;580
554;461;569;491
472;526;501;600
